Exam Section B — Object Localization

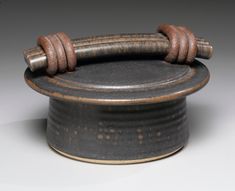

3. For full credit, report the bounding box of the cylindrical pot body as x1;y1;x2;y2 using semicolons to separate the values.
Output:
47;97;188;164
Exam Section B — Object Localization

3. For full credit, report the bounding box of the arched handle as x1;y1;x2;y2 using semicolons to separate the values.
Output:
23;24;213;76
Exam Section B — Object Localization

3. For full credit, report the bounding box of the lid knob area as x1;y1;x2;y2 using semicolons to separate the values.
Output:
23;24;213;76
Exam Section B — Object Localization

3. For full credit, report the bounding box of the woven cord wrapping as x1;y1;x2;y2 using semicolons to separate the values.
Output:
37;24;199;76
157;24;197;63
37;32;76;75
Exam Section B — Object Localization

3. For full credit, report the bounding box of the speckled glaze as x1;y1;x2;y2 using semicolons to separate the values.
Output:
24;59;209;164
47;98;188;163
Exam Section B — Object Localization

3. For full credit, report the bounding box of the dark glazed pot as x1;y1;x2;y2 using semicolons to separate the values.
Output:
25;59;209;164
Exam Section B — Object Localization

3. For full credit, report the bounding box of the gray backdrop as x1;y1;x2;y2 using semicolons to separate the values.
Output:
0;0;234;190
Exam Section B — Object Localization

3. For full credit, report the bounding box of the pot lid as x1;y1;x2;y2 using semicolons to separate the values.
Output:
24;59;209;105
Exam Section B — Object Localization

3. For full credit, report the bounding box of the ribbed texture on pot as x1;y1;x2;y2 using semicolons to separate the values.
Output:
47;98;188;162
